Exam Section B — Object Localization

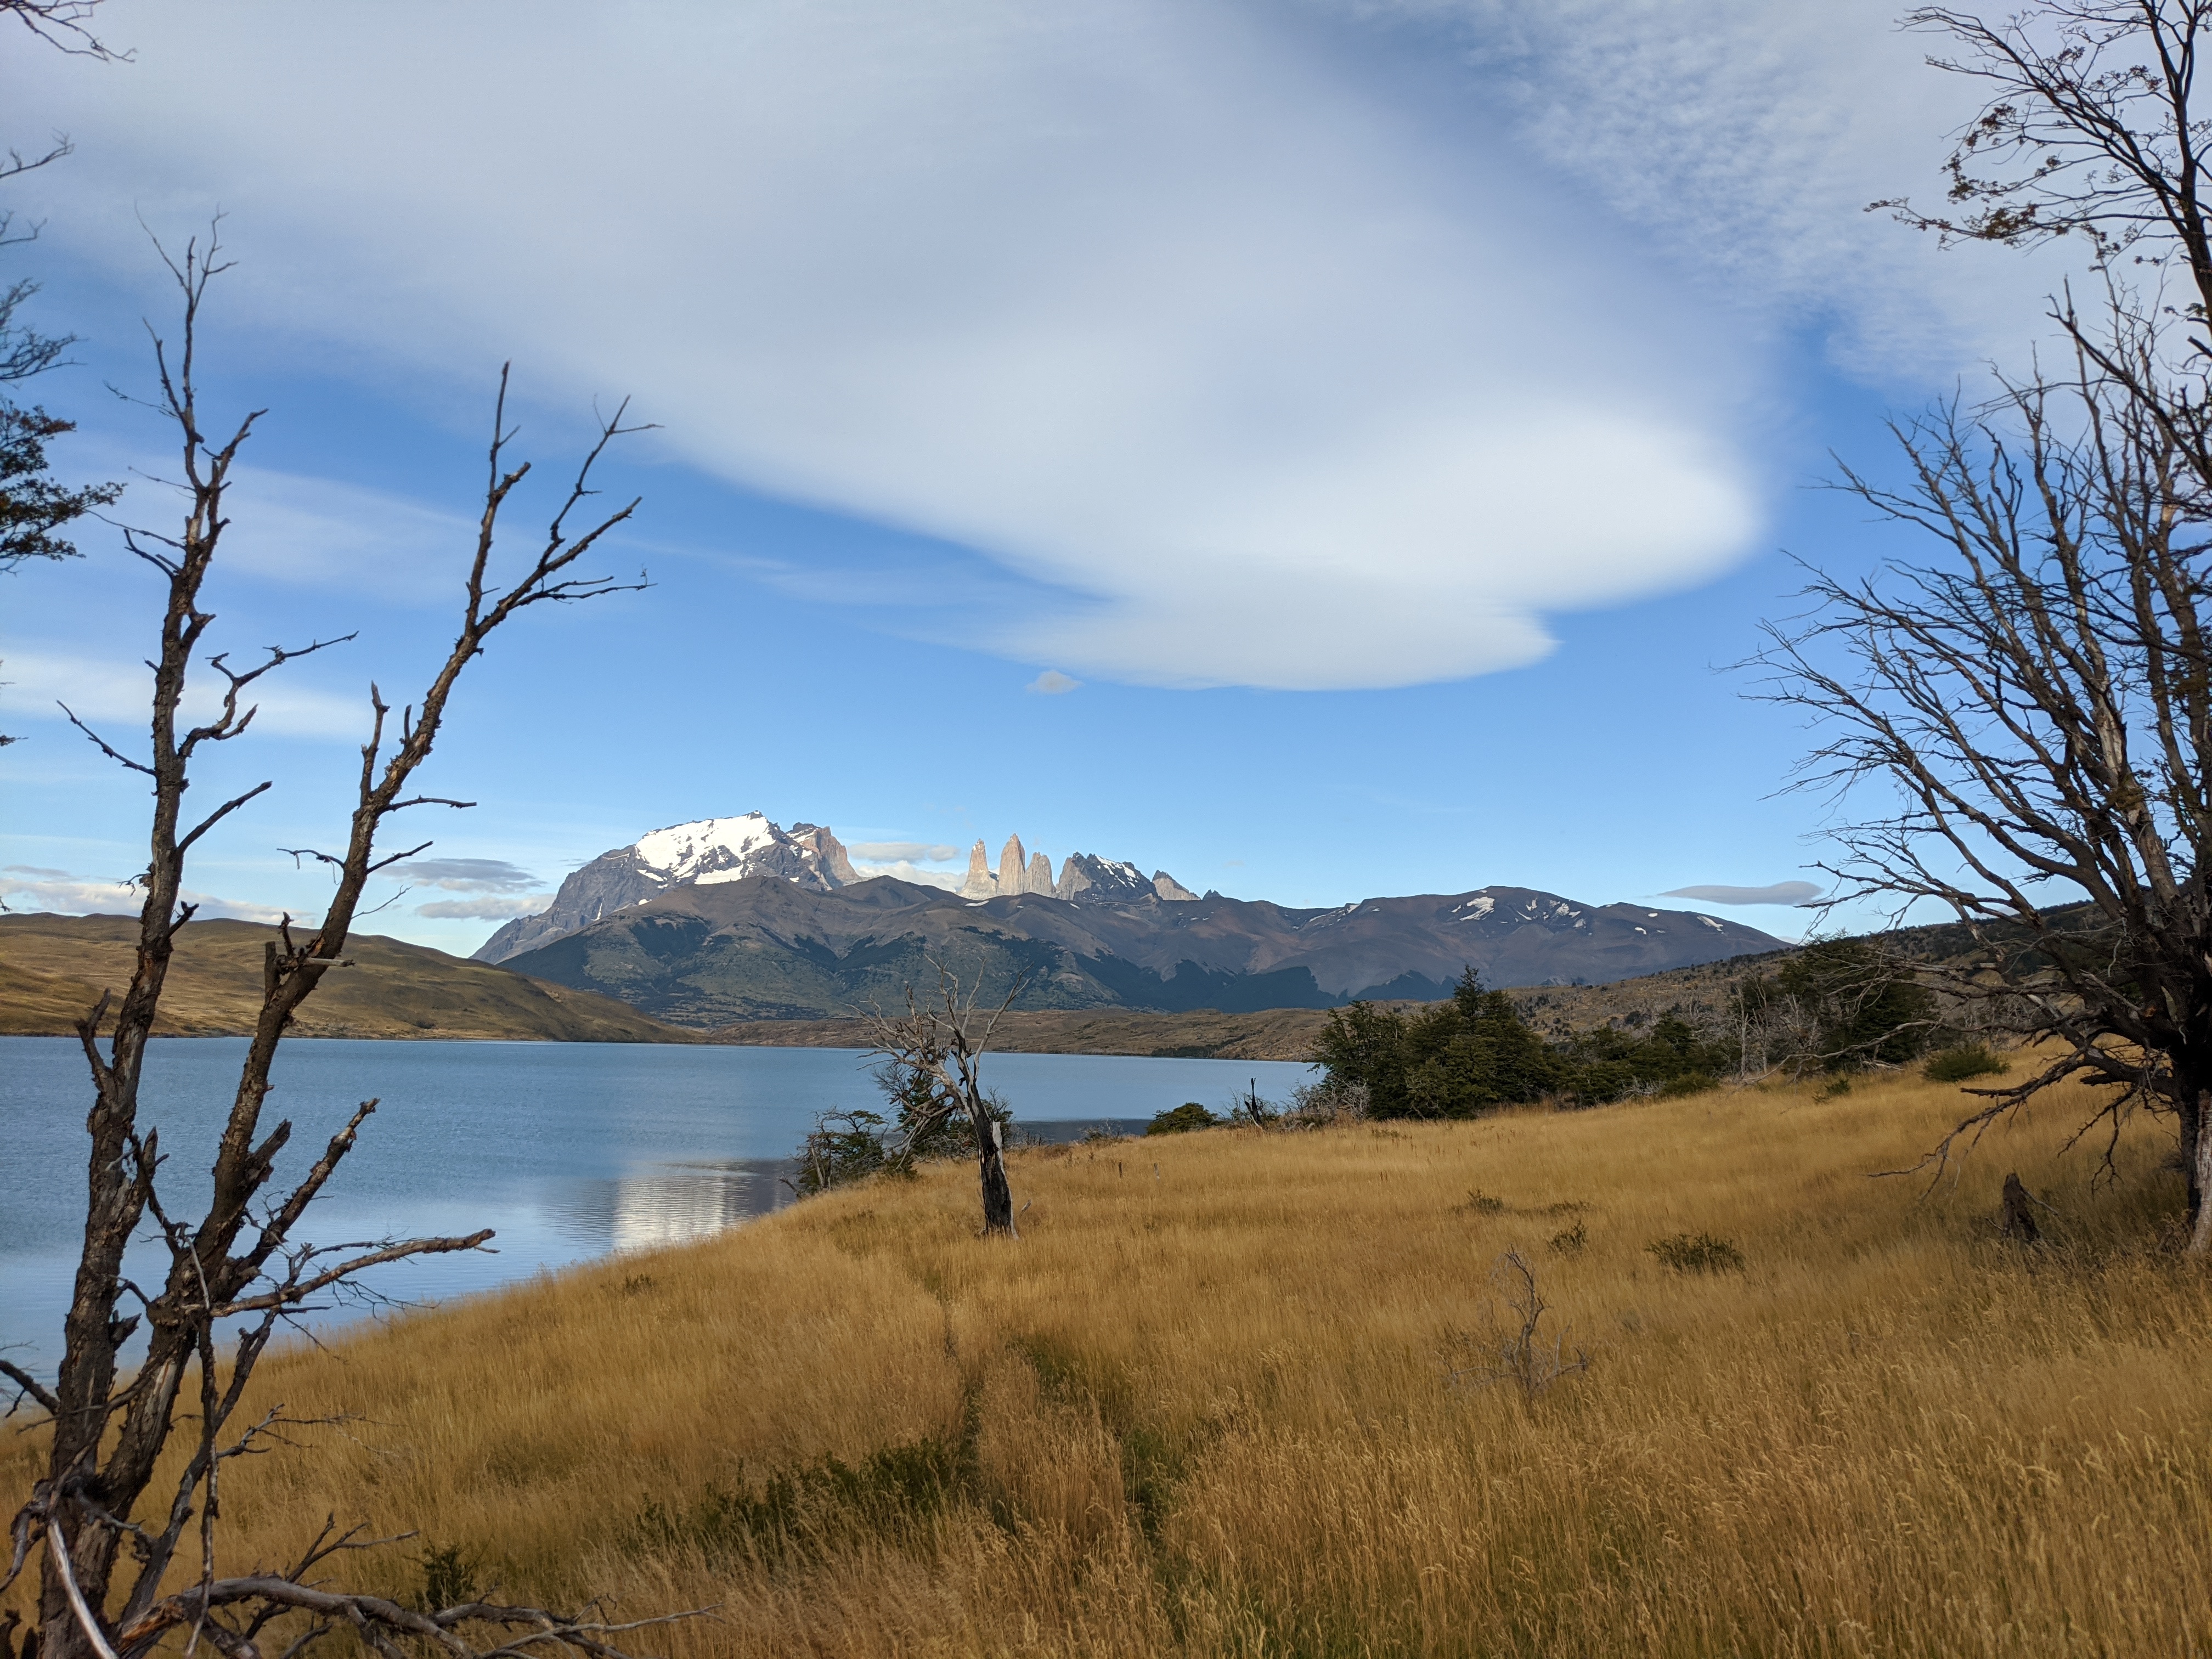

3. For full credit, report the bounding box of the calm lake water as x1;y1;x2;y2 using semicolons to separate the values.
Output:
1;1036;1313;1375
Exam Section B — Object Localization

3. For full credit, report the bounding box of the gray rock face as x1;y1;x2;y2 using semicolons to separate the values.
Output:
473;812;854;964
997;834;1029;896
961;840;994;899
1053;852;1154;904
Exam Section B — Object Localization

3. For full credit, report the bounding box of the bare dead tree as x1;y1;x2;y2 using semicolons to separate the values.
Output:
1755;319;2212;1237
861;961;1026;1237
1441;1250;1590;1407
1748;2;2212;1249
0;233;692;1659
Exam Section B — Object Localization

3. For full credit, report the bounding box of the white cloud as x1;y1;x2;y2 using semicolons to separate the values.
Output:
0;870;289;922
0;647;371;740
389;857;541;893
1662;881;1823;907
1025;669;1080;695
849;842;960;862
20;0;1783;691
414;893;554;919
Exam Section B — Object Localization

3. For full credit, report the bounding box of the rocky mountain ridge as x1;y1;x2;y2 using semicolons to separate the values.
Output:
498;874;1788;1025
477;815;1203;964
958;832;1197;904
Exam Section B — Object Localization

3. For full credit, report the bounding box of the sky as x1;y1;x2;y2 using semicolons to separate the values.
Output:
0;0;2087;956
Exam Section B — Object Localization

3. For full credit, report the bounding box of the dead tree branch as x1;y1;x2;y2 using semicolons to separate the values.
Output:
7;235;665;1659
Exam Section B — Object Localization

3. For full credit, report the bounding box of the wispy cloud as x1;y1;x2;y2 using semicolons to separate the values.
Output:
0;869;289;923
1412;0;2073;380
1662;881;1823;907
1025;669;1080;695
0;648;371;741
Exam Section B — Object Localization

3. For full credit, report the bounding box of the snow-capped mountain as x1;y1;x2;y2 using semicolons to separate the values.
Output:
493;878;1792;1024
473;813;859;963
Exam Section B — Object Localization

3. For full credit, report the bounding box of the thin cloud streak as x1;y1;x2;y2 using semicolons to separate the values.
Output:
1662;881;1824;907
0;648;373;741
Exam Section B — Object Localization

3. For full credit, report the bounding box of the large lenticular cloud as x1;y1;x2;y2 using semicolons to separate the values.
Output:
16;1;1791;688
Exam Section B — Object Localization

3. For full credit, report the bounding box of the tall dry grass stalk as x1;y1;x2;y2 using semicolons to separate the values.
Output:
8;1069;2208;1656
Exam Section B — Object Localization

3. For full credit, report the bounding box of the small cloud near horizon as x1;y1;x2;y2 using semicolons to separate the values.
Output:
1662;881;1824;907
388;857;540;893
415;893;554;919
1026;669;1080;695
848;860;964;890
0;868;288;923
850;841;961;862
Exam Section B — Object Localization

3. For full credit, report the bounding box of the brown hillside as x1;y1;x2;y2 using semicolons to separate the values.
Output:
0;913;698;1042
715;1005;1346;1061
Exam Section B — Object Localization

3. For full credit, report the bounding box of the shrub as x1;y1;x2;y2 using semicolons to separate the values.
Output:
1147;1102;1218;1136
791;1108;890;1197
411;1542;482;1613
1548;1218;1588;1254
1646;1232;1745;1273
1313;969;1565;1119
1925;1042;2009;1083
1464;1190;1505;1214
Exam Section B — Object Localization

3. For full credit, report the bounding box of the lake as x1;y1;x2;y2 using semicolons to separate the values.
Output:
0;1036;1314;1375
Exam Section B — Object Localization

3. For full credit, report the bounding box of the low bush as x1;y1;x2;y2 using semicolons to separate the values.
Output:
1925;1042;2010;1083
1147;1102;1219;1136
1646;1232;1746;1273
627;1429;975;1565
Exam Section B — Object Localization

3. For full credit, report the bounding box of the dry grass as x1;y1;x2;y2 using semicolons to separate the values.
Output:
9;1068;2211;1657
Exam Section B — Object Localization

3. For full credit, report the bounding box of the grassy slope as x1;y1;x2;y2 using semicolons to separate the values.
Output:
0;913;697;1042
9;1065;2207;1656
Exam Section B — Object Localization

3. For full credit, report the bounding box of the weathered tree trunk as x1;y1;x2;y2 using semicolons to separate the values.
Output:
975;1110;1017;1237
2186;1088;2212;1256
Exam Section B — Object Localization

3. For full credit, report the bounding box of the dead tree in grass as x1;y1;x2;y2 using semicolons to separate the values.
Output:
1758;2;2212;1249
862;962;1025;1237
0;233;700;1659
1442;1250;1590;1406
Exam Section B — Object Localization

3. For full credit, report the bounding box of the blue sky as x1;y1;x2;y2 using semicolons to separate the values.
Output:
1;0;2083;956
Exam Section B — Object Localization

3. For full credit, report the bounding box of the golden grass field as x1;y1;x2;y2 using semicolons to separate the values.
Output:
8;1065;2209;1657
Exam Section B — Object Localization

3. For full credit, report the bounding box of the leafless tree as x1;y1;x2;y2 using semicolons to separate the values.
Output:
1759;2;2212;1248
1441;1250;1590;1407
0;234;696;1659
861;962;1025;1237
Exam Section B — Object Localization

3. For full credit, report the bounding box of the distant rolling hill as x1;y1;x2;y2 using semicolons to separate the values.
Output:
0;914;699;1042
500;875;1788;1026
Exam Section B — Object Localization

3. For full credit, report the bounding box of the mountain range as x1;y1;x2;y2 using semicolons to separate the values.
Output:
483;819;1788;1025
